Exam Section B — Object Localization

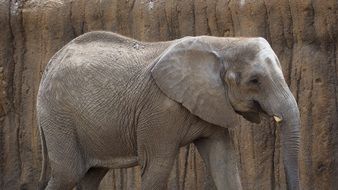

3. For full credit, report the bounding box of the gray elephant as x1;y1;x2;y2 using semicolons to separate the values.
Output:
37;31;300;190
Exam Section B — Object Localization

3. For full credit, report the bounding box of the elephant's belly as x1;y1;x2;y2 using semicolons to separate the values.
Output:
76;121;138;166
89;156;139;169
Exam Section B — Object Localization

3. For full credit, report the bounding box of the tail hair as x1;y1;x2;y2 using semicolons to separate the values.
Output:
37;126;48;190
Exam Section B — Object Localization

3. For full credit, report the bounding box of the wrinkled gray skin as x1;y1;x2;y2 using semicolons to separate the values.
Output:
37;31;300;190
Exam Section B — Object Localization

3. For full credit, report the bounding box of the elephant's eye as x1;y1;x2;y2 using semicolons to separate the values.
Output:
250;78;259;84
248;76;260;85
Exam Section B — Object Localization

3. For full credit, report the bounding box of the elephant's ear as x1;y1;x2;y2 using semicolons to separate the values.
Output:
151;37;238;128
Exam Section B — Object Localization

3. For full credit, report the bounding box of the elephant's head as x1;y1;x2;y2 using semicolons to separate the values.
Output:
151;36;300;190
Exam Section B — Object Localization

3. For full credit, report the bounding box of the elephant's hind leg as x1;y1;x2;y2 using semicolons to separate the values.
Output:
45;160;86;190
44;149;87;190
42;121;87;189
76;167;109;190
44;148;87;190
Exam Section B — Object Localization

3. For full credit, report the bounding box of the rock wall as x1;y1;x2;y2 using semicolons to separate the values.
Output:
0;0;337;189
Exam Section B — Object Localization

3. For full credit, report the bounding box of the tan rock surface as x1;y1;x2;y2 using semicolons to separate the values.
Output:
0;0;337;189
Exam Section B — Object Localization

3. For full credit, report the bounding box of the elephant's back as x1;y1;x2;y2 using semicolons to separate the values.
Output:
69;31;172;67
38;31;170;101
72;31;141;45
37;31;171;124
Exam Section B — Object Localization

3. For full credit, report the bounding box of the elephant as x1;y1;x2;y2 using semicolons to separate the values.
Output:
37;31;300;190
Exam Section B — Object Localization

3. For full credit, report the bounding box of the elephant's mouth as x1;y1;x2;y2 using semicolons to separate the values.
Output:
235;100;269;124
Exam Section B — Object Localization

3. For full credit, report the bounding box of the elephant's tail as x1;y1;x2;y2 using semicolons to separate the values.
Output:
37;126;48;190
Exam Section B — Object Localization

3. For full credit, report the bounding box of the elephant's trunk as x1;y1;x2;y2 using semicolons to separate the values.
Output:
279;104;300;190
270;88;300;190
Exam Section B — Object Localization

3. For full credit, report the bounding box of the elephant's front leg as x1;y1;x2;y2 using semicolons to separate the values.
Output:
194;128;242;190
139;154;176;190
137;118;179;189
138;136;178;190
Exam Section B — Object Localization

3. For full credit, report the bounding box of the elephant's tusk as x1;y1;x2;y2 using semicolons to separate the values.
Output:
273;116;283;123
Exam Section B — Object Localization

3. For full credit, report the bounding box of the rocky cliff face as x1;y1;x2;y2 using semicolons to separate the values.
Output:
0;0;337;189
